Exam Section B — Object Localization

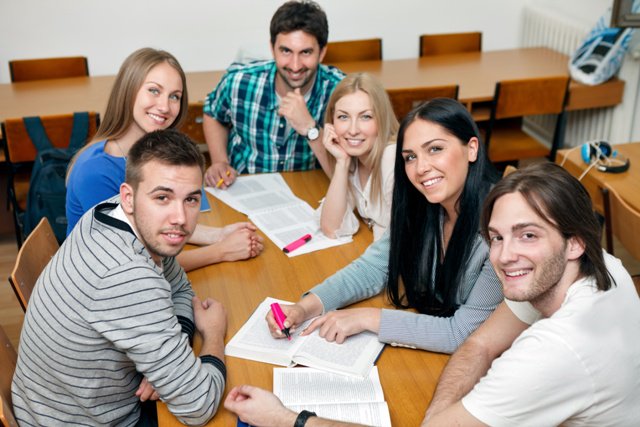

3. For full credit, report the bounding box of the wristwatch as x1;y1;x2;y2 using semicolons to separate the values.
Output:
294;410;317;427
306;123;320;141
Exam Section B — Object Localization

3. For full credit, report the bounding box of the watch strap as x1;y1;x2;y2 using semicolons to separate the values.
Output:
294;410;317;427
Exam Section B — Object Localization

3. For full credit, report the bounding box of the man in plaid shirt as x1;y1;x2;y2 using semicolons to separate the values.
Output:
203;0;344;188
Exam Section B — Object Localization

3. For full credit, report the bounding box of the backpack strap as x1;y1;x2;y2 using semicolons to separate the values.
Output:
22;113;90;155
23;116;53;154
69;112;90;152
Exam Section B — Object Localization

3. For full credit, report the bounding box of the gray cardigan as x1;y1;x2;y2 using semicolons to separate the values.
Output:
309;229;503;353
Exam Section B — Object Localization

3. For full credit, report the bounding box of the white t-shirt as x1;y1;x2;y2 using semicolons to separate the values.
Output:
316;143;395;241
462;252;640;426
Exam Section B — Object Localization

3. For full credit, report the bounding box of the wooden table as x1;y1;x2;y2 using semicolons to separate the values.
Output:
156;170;450;426
556;142;640;214
0;48;624;132
334;48;623;120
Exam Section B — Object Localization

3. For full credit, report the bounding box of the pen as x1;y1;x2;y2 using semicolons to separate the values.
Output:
216;170;231;188
282;233;312;253
270;303;291;340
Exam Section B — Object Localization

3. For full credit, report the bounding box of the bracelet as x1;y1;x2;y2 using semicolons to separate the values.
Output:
294;410;317;427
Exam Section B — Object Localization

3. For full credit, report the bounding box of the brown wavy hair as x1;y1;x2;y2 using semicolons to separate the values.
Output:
480;162;613;291
67;48;187;178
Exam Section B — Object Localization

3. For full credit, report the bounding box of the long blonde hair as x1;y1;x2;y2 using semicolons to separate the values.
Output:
324;72;398;205
67;48;188;177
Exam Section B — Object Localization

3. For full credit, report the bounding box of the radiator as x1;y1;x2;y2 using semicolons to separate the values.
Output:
521;1;640;148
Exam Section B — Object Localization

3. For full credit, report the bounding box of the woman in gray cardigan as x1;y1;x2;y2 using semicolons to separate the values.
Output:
268;98;503;353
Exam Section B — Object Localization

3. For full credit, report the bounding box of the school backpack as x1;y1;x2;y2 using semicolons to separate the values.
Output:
22;112;90;243
569;2;639;86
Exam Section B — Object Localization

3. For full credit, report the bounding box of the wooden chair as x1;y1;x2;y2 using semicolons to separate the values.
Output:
0;324;18;427
9;217;59;312
180;103;206;145
0;396;17;427
419;32;482;57
9;56;89;82
2;112;100;247
323;38;382;65
502;165;518;177
484;76;569;164
601;185;640;291
386;85;459;121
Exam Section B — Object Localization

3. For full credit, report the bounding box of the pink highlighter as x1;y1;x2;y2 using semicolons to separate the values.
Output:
270;303;291;340
283;234;312;253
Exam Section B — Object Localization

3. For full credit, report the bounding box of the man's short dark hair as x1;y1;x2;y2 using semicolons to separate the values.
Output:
481;162;613;291
270;0;329;49
126;129;205;189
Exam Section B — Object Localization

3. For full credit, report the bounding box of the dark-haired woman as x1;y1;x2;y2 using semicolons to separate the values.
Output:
266;98;502;353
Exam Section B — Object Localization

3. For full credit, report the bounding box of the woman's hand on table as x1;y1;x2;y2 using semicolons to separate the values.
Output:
302;308;381;344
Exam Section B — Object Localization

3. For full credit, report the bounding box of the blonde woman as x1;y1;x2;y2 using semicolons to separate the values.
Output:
319;73;399;241
66;48;263;271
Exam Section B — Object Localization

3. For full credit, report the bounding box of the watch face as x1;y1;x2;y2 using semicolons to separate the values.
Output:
307;127;320;141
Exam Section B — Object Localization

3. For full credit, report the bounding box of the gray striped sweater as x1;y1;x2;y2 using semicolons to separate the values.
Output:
12;201;225;426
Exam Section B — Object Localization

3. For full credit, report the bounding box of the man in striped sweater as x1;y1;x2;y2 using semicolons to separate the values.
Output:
12;129;226;426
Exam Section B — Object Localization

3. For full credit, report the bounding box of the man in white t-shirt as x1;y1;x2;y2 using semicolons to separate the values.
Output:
423;162;640;426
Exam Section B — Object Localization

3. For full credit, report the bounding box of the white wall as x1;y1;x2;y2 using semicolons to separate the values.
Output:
1;0;533;83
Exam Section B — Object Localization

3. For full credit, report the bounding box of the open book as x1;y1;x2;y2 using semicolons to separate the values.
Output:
225;297;385;378
274;367;392;427
206;173;298;215
206;174;351;257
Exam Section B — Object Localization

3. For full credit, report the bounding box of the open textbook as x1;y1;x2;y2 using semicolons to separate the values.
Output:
274;367;392;427
206;173;351;256
225;297;385;378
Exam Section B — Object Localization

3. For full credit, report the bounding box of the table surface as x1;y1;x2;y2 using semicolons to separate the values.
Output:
556;142;640;214
156;170;450;426
0;47;624;128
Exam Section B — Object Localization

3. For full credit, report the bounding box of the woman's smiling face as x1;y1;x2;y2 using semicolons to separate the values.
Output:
332;90;379;159
401;118;478;213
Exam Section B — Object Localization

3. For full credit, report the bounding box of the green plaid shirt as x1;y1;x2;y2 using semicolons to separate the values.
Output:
204;60;344;173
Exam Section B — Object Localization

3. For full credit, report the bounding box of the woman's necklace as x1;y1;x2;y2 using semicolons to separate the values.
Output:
113;139;127;159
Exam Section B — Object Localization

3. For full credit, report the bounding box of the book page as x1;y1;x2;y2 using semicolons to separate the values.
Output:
225;297;311;366
249;201;352;257
207;173;352;256
273;367;385;404
206;173;298;215
285;402;391;427
274;367;391;427
292;330;385;378
226;297;384;378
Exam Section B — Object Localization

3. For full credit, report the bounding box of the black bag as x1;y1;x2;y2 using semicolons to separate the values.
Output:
22;112;90;242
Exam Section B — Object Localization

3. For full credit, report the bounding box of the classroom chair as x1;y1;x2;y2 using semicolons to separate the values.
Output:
180;103;206;146
323;38;382;65
0;324;18;427
419;32;482;57
386;85;458;121
502;165;518;177
601;185;640;292
9;217;59;311
484;76;569;164
9;56;89;82
2;112;100;247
